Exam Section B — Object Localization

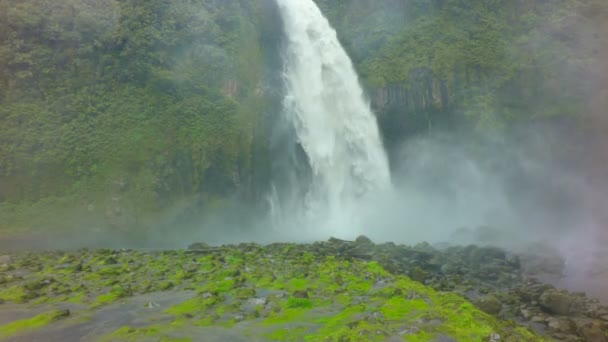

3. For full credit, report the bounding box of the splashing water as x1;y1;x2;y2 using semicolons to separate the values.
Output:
273;0;391;236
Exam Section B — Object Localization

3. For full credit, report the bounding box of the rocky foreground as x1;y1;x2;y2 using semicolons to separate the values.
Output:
0;238;606;341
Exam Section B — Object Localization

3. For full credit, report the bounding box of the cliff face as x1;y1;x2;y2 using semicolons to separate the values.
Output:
1;0;606;233
316;0;607;142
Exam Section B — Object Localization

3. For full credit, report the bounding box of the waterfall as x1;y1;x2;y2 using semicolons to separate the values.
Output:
273;0;391;236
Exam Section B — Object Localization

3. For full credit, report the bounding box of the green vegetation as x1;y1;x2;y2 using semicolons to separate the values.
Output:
0;0;274;233
0;0;606;232
317;0;607;136
0;309;70;339
0;245;547;341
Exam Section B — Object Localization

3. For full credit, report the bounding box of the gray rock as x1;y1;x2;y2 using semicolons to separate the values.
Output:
531;315;546;323
488;333;501;341
546;317;576;334
475;295;503;315
398;326;420;335
520;308;533;319
578;321;608;342
247;298;266;306
145;301;160;308
539;289;574;315
0;255;12;266
355;235;373;245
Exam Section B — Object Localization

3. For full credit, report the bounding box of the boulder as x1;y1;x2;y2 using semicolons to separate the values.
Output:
475;295;503;315
539;289;574;315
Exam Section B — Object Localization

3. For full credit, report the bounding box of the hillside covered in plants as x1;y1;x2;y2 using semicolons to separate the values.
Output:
1;0;607;237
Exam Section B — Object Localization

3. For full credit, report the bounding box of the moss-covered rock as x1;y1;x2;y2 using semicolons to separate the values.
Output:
0;309;70;339
0;240;604;341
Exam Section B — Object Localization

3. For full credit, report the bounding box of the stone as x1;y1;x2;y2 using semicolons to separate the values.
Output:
235;288;256;299
0;255;12;266
546;317;576;334
292;290;309;299
539;289;574;315
531;315;546;323
409;267;429;282
488;333;501;341
578;321;608;342
247;298;266;306
187;242;210;250
520;308;533;320
355;235;373;244
475;295;503;315
398;326;420;335
145;301;160;308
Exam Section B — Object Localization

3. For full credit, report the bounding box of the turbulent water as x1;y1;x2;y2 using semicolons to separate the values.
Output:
273;0;391;235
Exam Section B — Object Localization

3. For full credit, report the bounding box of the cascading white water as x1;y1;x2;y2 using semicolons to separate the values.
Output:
275;0;391;235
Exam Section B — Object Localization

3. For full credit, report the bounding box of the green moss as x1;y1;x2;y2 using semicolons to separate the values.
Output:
102;325;181;342
225;254;244;266
156;281;173;291
0;309;70;339
267;326;309;341
286;278;310;292
285;297;313;309
165;296;219;316
380;296;429;320
67;292;87;304
307;306;374;341
235;287;256;299
0;246;546;342
91;285;130;308
264;308;309;325
202;278;236;293
194;316;215;327
0;285;30;303
365;261;390;277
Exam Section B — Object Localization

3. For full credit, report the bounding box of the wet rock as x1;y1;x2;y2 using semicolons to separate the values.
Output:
247;298;266;306
145;301;160;308
475;295;503;315
398;326;420;335
364;311;385;324
540;289;574;315
103;256;118;265
488;333;501;341
188;242;210;250
292;290;309;299
235;288;256;299
531;315;546;323
546;317;576;334
520;307;536;320
0;255;12;266
355;235;373;245
51;309;71;320
409;267;429;282
578;321;608;342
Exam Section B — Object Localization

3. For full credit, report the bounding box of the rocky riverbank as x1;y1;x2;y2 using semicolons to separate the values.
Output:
0;237;606;341
304;237;608;341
